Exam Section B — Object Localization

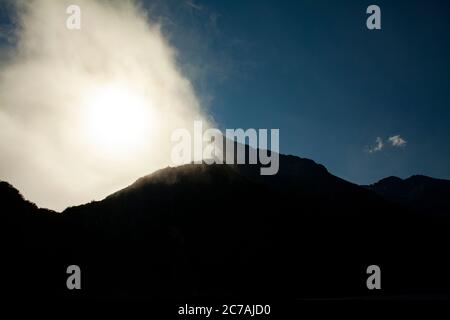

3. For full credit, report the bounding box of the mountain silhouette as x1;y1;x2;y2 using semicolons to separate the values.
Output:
2;152;450;301
366;175;450;214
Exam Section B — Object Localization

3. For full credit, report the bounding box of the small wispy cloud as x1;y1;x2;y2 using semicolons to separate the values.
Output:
367;135;407;154
388;135;407;147
368;137;384;153
185;0;203;11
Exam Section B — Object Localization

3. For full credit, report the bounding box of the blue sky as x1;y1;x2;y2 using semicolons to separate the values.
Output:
142;0;450;184
2;0;450;185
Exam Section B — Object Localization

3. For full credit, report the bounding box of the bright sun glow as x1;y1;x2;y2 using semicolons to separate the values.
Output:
83;84;154;154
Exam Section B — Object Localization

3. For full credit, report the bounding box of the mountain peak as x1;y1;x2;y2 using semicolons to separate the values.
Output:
367;174;450;214
374;176;404;186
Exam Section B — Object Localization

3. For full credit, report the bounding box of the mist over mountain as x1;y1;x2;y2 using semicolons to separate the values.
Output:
2;151;450;301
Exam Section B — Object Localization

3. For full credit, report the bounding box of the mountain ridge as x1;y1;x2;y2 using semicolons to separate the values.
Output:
3;152;450;214
2;152;450;299
366;174;450;214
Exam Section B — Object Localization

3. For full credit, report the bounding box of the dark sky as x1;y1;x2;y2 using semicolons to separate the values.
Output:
2;0;450;185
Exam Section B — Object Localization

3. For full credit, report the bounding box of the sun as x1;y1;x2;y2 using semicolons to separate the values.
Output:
83;84;154;154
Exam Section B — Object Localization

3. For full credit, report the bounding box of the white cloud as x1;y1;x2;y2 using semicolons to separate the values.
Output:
388;135;407;147
368;137;384;153
367;135;407;154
